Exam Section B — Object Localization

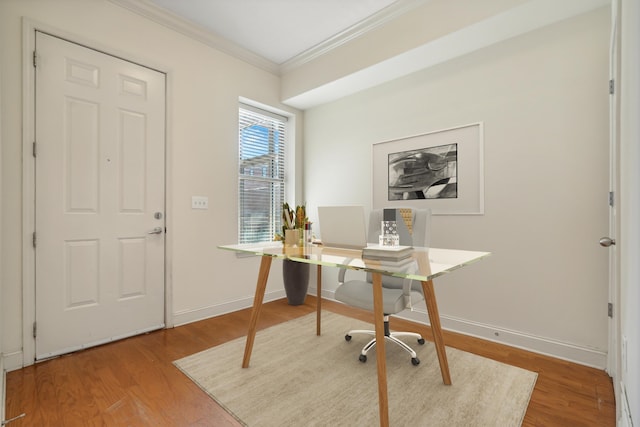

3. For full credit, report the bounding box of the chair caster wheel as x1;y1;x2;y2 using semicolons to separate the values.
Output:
411;357;420;366
359;354;367;363
418;338;425;345
345;334;352;342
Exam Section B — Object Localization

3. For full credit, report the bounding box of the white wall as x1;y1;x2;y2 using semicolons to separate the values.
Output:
0;0;615;372
0;0;302;369
304;8;611;367
281;0;610;109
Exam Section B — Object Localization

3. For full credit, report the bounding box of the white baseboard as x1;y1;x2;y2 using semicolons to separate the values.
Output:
172;289;287;327
13;287;606;372
404;309;606;369
2;351;24;372
173;286;329;327
320;288;607;369
1;354;26;426
619;383;634;427
1;354;5;424
2;291;290;371
173;285;330;328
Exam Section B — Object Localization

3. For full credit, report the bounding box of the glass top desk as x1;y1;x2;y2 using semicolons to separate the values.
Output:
218;243;490;427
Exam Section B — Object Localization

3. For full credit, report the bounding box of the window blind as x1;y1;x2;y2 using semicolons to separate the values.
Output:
238;105;286;243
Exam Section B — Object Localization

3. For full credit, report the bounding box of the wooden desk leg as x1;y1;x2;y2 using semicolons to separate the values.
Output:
421;279;451;385
316;265;322;336
372;273;390;427
242;255;272;368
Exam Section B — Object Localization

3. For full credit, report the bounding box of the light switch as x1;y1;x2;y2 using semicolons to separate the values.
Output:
192;196;209;209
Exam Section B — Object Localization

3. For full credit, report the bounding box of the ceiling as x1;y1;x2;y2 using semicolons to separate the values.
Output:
146;0;402;65
111;0;611;109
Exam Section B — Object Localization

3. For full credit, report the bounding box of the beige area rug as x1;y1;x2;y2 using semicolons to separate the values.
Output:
174;312;537;426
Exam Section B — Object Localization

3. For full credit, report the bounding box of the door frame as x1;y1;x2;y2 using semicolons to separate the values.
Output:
21;19;174;366
607;0;620;385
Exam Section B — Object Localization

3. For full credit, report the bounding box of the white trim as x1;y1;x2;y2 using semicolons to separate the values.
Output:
0;34;4;427
21;18;174;365
279;0;428;72
411;309;608;368
283;0;611;109
163;71;175;329
1;351;23;373
173;290;287;327
108;0;427;75
108;0;278;74
21;18;37;368
25;18;170;74
619;382;634;427
429;311;607;369
323;289;607;368
173;284;328;328
606;0;621;400
0;355;4;423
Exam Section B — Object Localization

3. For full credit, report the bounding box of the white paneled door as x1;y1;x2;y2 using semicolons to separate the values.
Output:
34;32;166;359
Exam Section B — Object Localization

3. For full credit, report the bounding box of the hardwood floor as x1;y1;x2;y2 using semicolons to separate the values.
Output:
5;297;615;426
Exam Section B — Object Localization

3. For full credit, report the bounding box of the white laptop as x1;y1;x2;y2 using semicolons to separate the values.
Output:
317;206;368;250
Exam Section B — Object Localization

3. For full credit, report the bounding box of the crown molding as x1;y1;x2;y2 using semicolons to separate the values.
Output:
279;0;430;72
108;0;280;74
283;0;611;109
109;0;426;76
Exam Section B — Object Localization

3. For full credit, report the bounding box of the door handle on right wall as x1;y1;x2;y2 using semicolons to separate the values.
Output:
599;237;616;247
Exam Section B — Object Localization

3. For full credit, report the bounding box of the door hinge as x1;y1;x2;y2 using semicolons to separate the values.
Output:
32;231;37;248
609;79;615;95
33;321;37;338
33;141;37;158
609;191;615;207
33;50;37;68
608;302;613;318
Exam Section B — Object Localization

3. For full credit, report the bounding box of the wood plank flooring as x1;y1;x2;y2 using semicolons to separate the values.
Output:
5;297;615;426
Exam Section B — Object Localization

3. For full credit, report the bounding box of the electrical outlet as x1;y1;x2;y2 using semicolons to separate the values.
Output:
191;196;209;209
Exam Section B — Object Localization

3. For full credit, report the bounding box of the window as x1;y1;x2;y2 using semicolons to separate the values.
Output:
238;104;287;243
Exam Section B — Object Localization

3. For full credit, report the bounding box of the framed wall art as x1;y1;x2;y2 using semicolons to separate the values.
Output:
372;122;484;215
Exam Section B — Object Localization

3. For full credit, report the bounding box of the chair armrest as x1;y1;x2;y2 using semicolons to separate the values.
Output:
337;257;356;284
338;267;347;284
401;261;420;309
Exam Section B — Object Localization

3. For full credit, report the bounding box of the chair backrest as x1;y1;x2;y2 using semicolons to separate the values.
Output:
366;208;430;247
365;208;431;290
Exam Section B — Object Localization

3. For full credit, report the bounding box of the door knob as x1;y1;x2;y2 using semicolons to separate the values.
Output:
148;227;163;235
599;237;615;247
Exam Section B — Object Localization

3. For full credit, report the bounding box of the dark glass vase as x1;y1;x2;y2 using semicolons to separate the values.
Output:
282;259;310;305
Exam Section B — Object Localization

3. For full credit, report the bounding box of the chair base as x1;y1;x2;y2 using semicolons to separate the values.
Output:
345;316;425;365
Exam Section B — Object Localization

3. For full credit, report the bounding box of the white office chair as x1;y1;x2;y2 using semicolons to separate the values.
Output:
335;208;431;366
